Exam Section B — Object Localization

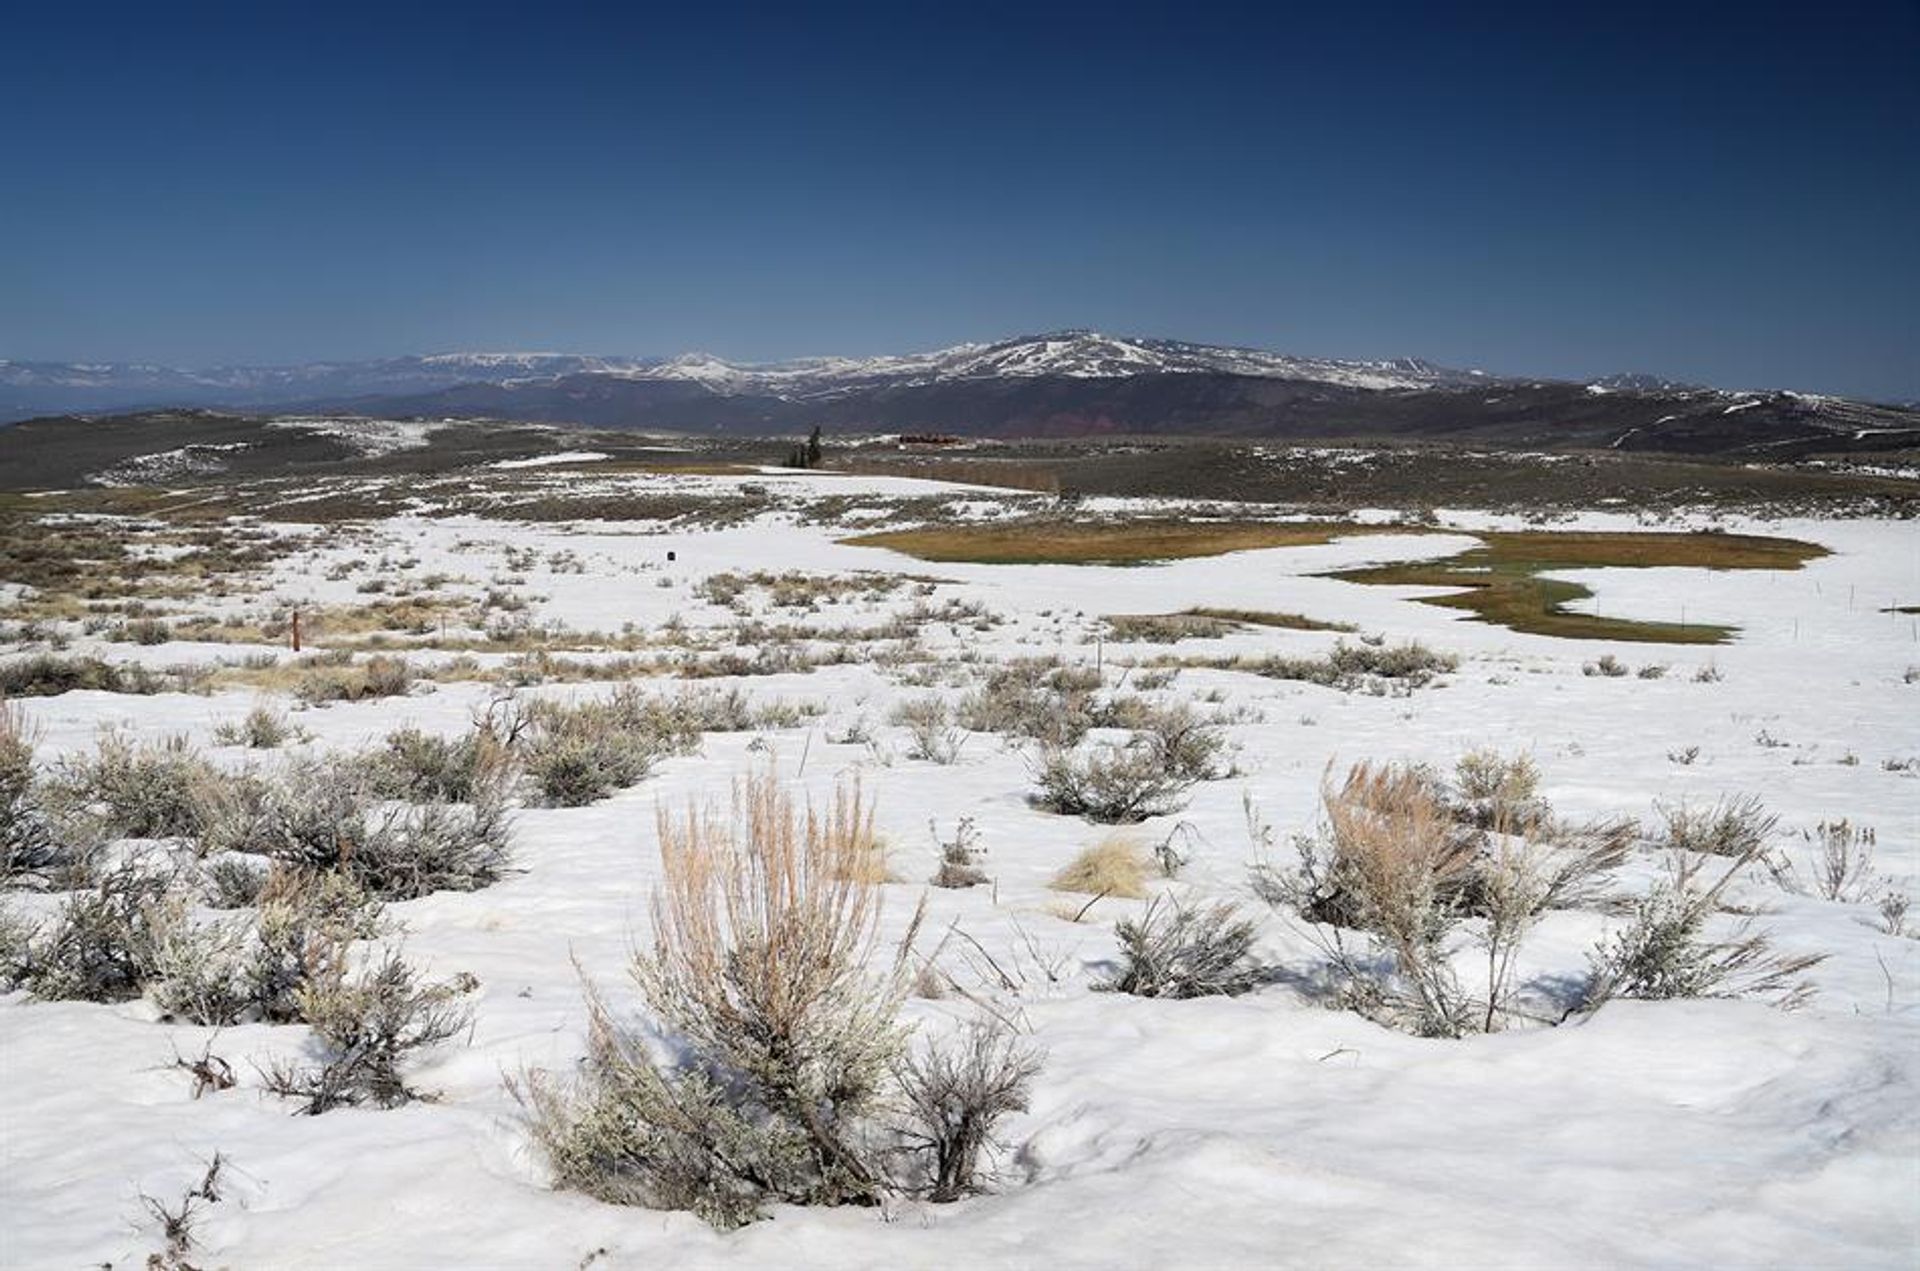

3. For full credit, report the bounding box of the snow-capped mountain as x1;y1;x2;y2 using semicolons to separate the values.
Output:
605;332;1482;398
0;332;1480;420
5;333;1915;460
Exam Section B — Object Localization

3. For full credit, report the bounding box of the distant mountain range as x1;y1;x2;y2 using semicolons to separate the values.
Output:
4;331;1916;458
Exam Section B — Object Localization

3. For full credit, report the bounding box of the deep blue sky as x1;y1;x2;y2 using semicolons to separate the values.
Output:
2;2;1915;398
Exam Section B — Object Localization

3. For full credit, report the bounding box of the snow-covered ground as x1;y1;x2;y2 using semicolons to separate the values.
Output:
2;477;1916;1269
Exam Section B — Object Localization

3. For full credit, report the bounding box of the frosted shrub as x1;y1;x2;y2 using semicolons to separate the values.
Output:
1;700;66;886
48;733;216;841
516;769;916;1227
263;949;476;1114
211;704;297;750
1767;820;1879;903
892;696;963;764
196;755;513;900
18;864;173;1003
519;686;709;806
1032;706;1222;823
892;1021;1041;1201
1103;898;1261;999
1452;749;1545;830
1657;794;1779;857
1585;855;1824;1010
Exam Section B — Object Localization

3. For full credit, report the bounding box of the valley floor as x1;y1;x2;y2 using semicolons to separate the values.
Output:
2;468;1916;1269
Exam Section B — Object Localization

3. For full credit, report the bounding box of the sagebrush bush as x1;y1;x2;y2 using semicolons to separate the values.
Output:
48;733;217;841
1657;794;1779;857
0;654;168;699
957;661;1098;748
364;724;514;804
1;700;63;886
263;949;476;1113
1032;705;1224;823
211;704;296;750
1103;898;1262;999
1585;855;1823;1010
517;686;713;806
194;755;513;899
18;863;174;1002
1452;749;1545;830
1240;639;1457;691
1049;837;1150;899
892;696;963;764
516;769;917;1227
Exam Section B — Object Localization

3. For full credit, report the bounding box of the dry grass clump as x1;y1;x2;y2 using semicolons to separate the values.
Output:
1050;836;1150;900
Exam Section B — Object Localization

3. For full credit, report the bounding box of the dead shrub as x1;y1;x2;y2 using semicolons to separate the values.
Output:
891;1021;1041;1201
1766;820;1880;903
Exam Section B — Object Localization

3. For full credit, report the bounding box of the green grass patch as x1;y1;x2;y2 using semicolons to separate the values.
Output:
1328;530;1827;644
